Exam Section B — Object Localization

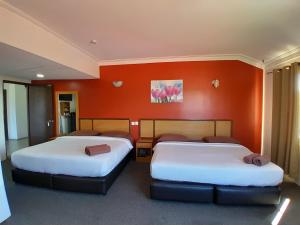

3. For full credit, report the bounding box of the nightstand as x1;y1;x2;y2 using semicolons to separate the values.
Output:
136;138;154;163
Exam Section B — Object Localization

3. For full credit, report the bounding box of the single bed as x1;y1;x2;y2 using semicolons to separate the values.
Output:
11;118;133;194
140;119;284;205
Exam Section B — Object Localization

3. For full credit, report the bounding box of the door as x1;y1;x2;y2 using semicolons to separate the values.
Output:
3;90;8;140
28;85;54;145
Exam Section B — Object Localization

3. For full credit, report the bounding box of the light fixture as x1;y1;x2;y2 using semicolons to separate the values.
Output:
112;81;123;88
36;73;45;78
211;79;220;88
90;39;97;44
286;66;290;70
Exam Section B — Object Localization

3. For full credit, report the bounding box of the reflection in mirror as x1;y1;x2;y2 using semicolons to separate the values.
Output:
57;93;77;135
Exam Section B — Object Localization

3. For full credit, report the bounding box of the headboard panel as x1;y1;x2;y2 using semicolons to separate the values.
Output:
215;121;232;137
79;118;130;133
140;119;232;139
155;120;215;139
140;120;154;138
79;119;93;130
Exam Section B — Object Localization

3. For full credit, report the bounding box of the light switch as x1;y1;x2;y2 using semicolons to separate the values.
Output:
131;121;139;126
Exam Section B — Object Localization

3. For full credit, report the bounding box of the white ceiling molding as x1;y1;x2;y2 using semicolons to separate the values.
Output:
99;54;264;69
265;46;300;72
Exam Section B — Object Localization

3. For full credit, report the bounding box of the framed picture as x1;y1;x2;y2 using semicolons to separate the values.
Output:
151;80;183;103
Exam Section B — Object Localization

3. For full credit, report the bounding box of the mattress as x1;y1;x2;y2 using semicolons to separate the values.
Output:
151;142;284;187
11;136;133;177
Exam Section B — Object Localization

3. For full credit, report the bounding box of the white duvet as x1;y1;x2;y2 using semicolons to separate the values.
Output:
151;142;284;187
11;136;133;177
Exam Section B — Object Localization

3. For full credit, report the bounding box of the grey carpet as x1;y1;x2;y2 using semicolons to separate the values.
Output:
1;160;299;225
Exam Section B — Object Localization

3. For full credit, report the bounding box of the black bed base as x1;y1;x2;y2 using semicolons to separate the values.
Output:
12;152;131;194
150;179;214;203
150;179;281;205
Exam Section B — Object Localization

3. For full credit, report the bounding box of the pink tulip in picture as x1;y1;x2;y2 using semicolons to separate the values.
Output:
151;80;183;103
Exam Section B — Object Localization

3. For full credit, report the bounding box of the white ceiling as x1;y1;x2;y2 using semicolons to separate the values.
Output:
3;0;300;64
0;43;93;79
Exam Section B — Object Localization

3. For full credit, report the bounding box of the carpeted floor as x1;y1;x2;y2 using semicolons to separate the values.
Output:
1;160;299;225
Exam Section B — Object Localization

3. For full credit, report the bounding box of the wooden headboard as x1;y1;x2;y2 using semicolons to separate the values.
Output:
79;118;130;133
140;119;232;139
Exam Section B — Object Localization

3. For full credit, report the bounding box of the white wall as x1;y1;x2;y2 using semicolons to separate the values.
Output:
0;75;30;160
0;79;5;160
262;71;273;157
3;83;17;139
3;83;28;140
15;84;28;139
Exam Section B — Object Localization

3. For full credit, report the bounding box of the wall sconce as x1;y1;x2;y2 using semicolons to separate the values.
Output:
211;79;220;88
112;81;123;88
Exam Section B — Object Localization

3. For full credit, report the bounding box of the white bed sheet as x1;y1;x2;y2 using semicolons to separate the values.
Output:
11;136;133;177
151;142;284;186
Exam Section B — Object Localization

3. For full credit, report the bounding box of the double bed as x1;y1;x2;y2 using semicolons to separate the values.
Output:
140;119;284;205
151;142;282;187
11;118;133;194
151;141;283;205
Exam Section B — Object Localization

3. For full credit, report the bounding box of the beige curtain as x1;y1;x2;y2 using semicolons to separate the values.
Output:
271;62;300;182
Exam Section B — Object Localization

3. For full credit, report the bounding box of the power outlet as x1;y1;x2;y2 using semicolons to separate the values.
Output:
131;121;139;126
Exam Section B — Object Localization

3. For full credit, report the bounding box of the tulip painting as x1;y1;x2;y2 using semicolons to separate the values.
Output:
151;80;183;103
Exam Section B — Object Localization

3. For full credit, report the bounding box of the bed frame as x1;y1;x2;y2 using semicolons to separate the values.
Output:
12;152;131;194
150;179;281;205
12;118;132;194
140;119;282;205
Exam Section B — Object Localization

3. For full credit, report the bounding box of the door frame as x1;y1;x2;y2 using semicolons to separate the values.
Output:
2;80;30;156
55;91;79;136
3;89;8;140
2;81;30;139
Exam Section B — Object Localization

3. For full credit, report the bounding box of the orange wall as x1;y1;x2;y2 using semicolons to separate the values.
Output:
33;60;263;153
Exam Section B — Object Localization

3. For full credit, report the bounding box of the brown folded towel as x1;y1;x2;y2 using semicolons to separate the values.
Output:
253;156;270;166
85;144;111;156
243;153;260;164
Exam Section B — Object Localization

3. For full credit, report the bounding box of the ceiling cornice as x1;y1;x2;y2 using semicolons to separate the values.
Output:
99;54;264;69
0;0;98;62
265;46;300;71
